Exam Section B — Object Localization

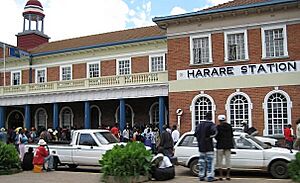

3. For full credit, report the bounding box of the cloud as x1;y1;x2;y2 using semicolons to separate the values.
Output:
126;1;154;27
207;0;231;5
170;6;187;15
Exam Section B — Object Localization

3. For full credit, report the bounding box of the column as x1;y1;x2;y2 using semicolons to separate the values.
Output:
53;103;59;130
36;16;39;31
25;105;31;130
159;96;165;133
119;99;126;132
41;19;44;33
0;106;5;128
84;101;91;129
23;17;26;31
29;15;31;30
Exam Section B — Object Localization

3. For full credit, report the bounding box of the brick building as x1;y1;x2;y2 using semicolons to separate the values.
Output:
0;0;299;137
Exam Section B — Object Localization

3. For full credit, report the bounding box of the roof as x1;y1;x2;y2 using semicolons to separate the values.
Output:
30;26;166;56
153;0;298;23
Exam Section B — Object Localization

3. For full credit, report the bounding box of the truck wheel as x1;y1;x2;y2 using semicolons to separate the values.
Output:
68;164;78;169
270;160;289;179
189;159;199;177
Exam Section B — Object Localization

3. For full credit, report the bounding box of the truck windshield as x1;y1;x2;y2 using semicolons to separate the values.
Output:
94;132;119;145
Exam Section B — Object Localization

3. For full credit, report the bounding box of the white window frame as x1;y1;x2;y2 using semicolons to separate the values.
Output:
190;93;216;131
261;24;288;59
148;102;168;126
34;107;48;129
263;89;292;136
11;70;22;86
224;29;249;62
35;68;47;83
86;61;100;78
60;65;72;81
190;33;213;65
116;58;131;75
225;92;253;128
149;54;166;72
59;106;74;128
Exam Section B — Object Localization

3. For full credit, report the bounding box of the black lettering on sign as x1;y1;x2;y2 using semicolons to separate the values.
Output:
257;65;267;74
266;63;275;73
203;69;210;77
241;66;248;74
287;62;297;71
187;70;195;79
219;67;227;76
227;67;234;75
195;69;203;78
211;68;219;77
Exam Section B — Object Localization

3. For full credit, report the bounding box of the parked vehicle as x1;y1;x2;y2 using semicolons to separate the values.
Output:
175;132;297;179
25;129;125;169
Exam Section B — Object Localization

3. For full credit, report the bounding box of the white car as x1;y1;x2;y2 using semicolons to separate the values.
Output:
175;132;297;179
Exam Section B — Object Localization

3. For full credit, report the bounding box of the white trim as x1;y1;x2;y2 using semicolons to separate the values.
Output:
35;68;47;83
115;104;135;127
59;106;74;128
261;24;288;59
263;89;292;136
189;33;212;65
11;70;22;86
224;29;249;62
116;58;131;75
191;93;216;131
34;107;48;128
225;91;252;127
148;102;167;125
6;110;25;129
86;61;100;78
149;54;166;72
60;65;72;81
90;105;102;128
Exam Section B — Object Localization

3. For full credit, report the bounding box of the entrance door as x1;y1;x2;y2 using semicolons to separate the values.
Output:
91;107;100;129
8;110;24;129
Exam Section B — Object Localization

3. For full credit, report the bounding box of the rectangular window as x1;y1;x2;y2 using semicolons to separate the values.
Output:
88;63;100;78
11;71;21;86
150;55;165;72
262;25;288;59
225;30;248;61
60;65;72;81
36;69;46;83
117;58;131;75
190;34;212;64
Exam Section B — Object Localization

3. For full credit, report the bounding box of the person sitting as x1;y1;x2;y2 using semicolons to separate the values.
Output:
150;147;175;181
21;147;34;170
33;139;54;171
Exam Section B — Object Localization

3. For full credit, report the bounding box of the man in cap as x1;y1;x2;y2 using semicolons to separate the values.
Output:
215;115;234;180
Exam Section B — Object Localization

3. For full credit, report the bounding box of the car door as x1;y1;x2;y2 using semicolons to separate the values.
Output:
230;136;264;169
175;134;199;165
72;133;105;165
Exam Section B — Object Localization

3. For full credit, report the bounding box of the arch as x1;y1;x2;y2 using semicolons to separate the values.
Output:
191;93;216;131
263;89;292;136
225;92;252;128
115;104;135;127
90;105;102;128
34;107;48;129
148;102;168;127
59;106;74;129
6;110;25;129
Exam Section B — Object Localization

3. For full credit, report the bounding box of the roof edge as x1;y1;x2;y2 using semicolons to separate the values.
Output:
153;0;298;23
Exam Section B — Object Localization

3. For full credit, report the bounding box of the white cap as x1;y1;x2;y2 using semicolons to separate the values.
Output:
218;115;226;121
38;139;47;146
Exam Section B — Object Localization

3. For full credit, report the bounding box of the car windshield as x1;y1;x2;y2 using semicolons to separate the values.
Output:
94;132;119;145
245;134;270;149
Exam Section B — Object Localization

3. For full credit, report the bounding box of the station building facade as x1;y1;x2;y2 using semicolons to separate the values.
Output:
0;0;300;137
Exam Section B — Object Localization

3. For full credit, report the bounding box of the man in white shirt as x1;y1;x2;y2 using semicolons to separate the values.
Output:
171;125;180;145
151;147;175;181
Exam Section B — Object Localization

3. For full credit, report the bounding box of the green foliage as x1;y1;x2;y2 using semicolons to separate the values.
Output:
0;142;21;172
288;152;300;182
99;142;152;180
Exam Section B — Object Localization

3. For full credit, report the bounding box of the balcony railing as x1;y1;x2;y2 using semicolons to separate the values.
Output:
0;72;168;96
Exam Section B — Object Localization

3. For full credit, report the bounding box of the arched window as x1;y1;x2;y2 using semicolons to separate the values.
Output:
263;90;292;136
59;106;74;129
148;102;168;127
35;108;48;129
226;92;252;128
90;105;102;129
115;104;135;127
191;94;216;131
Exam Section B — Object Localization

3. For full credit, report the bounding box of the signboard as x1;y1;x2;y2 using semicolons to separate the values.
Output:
177;61;300;80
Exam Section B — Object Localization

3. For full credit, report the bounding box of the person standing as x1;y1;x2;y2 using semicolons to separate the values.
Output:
284;124;294;152
18;128;28;161
159;125;174;158
294;119;300;150
0;127;7;144
171;125;180;145
215;115;234;181
110;123;120;140
194;112;217;182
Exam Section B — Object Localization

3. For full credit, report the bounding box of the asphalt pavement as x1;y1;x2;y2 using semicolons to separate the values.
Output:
0;166;294;183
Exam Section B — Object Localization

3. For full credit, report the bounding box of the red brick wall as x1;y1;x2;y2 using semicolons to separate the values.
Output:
132;56;149;73
22;69;29;84
47;67;59;81
17;33;49;51
73;63;86;79
101;60;116;76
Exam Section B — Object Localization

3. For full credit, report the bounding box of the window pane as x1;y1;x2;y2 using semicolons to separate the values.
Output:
62;67;71;80
194;96;213;126
264;28;284;58
192;37;210;64
229;94;249;127
151;56;164;72
118;59;130;75
227;33;245;61
89;63;99;78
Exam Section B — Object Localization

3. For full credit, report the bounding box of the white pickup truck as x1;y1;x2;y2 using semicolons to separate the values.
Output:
26;129;124;169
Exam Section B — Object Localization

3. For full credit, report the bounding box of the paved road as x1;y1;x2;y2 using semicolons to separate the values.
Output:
0;166;293;183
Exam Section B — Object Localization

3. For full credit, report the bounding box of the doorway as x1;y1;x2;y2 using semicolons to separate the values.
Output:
7;110;24;129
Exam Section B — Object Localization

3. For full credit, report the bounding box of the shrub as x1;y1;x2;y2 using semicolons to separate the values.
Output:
288;152;300;182
99;142;152;182
0;142;21;174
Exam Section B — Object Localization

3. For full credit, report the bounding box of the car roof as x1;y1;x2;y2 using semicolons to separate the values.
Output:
74;129;110;133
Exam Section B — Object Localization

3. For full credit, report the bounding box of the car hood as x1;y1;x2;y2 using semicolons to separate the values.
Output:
264;147;298;159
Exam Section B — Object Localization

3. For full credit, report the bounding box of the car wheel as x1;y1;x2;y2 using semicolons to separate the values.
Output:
189;159;199;177
270;160;289;179
68;164;78;169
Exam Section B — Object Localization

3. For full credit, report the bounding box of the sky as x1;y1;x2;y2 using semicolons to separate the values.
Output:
0;0;231;46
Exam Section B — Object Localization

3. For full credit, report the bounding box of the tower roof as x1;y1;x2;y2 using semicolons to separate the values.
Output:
23;0;44;18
